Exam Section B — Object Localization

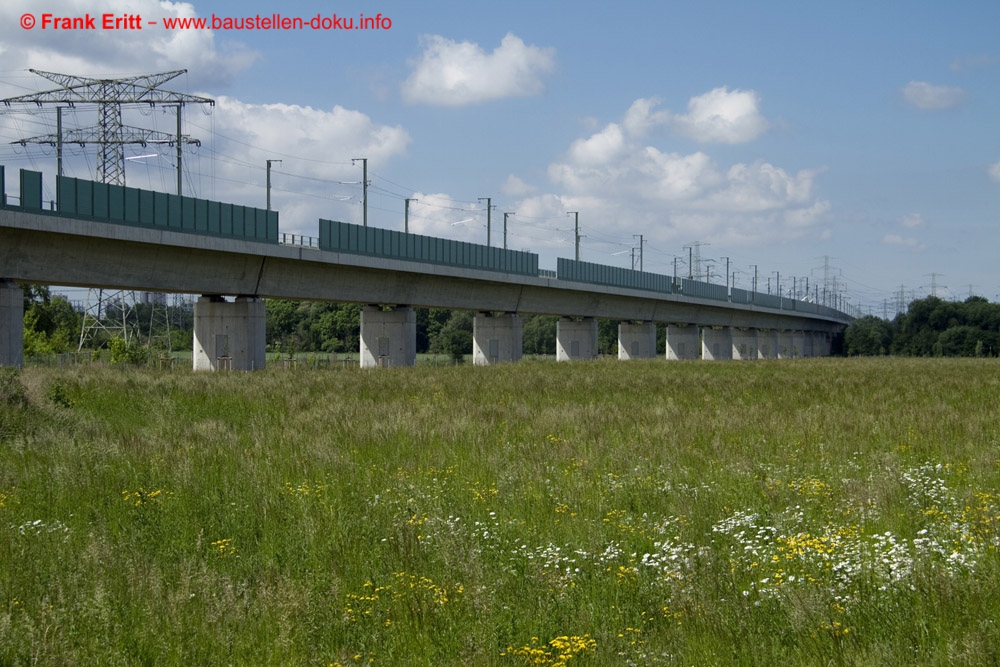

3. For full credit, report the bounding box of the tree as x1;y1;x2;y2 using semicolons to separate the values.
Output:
522;315;557;355
597;320;618;355
420;309;453;353
429;310;473;360
844;316;893;356
937;325;997;357
108;335;149;365
21;285;81;357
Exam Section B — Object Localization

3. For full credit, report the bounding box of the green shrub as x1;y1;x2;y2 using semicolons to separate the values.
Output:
108;336;149;365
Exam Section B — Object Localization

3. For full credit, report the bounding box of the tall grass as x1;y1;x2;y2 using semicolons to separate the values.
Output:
2;358;999;665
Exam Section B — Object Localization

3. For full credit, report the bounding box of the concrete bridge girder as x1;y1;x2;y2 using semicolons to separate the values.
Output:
0;211;847;333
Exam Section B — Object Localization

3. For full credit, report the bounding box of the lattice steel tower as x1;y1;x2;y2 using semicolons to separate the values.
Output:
1;69;215;351
2;68;214;189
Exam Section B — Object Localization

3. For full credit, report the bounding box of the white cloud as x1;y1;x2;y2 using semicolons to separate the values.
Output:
0;0;256;89
567;123;627;166
901;81;966;110
502;174;536;197
899;213;925;228
883;234;925;251
671;87;769;144
213;97;410;166
989;161;1000;184
785;200;832;228
695;162;822;212
401;32;556;106
532;98;828;252
203;97;410;230
622;97;671;138
634;148;720;201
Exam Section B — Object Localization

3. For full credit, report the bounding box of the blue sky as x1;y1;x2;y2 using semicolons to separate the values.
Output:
1;0;998;314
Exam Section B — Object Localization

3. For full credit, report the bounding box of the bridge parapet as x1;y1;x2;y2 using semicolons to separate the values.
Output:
0;167;278;243
318;218;538;276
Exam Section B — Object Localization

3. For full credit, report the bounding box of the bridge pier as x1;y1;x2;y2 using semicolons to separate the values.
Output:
777;331;794;358
799;332;814;358
813;332;832;357
556;317;598;361
473;312;522;365
701;326;733;360
731;328;759;360
618;321;656;360
665;324;700;360
787;331;806;358
193;295;266;371
0;279;23;368
758;330;778;359
360;305;416;368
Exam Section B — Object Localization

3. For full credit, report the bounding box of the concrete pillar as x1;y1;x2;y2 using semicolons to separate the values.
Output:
665;324;700;360
0;280;24;368
556;317;598;361
787;331;806;358
777;332;794;359
701;327;733;361
800;332;815;358
758;330;778;359
813;332;832;357
473;312;522;365
360;305;416;368
618;321;656;360
193;295;266;371
731;328;758;360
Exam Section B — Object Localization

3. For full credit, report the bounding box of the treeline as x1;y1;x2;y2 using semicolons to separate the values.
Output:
845;296;1000;357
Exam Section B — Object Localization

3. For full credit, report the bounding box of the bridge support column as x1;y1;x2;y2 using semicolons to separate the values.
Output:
777;331;794;358
473;312;522;365
758;330;778;359
556;317;598;361
360;305;416;368
193;295;266;371
618;321;656;360
800;332;814;358
813;332;832;357
701;327;733;361
665;324;700;360
788;331;807;358
731;328;758;360
0;280;24;368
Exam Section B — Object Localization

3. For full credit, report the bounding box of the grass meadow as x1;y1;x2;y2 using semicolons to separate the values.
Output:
1;358;1000;665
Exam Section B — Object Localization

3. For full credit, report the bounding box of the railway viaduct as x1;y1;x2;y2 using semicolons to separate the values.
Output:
0;167;850;370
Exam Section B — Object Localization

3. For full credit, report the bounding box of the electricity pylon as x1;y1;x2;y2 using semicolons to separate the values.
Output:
2;69;214;188
1;69;214;352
